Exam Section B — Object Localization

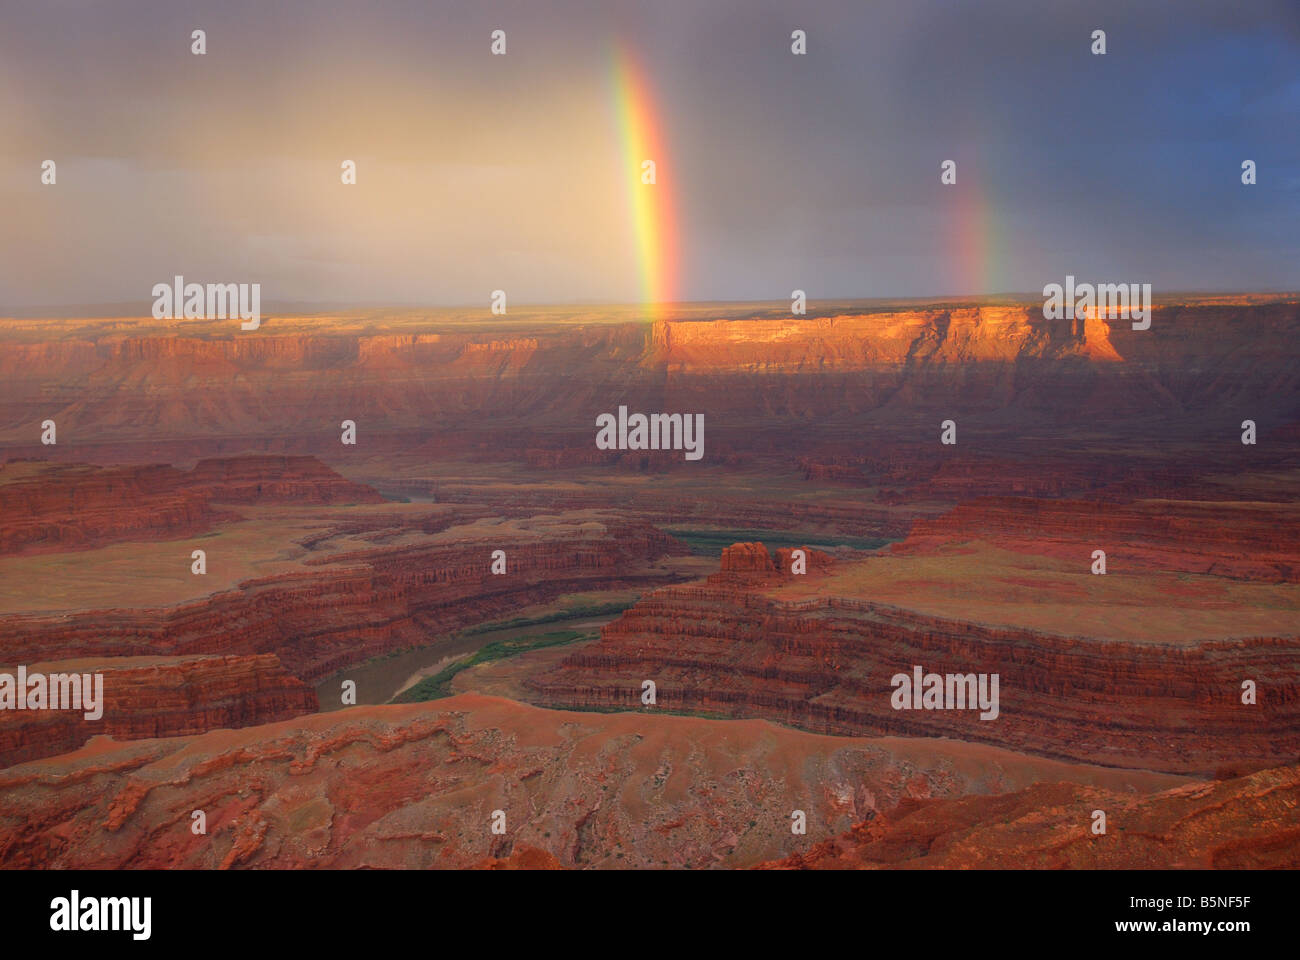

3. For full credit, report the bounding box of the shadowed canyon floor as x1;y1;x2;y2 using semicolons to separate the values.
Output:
1;298;1297;868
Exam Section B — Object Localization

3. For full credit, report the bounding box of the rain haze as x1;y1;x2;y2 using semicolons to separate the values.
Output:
2;0;1297;310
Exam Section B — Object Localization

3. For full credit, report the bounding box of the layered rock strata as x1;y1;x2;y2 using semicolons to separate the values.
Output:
0;521;688;681
3;302;1296;457
0;654;316;767
901;497;1300;581
528;544;1300;775
0;456;382;556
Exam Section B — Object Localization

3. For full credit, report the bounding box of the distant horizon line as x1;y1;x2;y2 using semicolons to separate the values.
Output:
4;288;1299;319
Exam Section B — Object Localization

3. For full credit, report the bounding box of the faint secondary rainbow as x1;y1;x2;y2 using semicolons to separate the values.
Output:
611;44;679;319
951;144;1005;297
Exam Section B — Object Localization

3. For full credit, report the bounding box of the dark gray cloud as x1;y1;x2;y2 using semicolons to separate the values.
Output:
2;0;1296;308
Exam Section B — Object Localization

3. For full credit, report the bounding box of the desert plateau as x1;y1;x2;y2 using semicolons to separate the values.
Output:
0;299;1296;870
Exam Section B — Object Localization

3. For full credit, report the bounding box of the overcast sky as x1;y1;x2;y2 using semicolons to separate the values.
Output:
2;0;1297;309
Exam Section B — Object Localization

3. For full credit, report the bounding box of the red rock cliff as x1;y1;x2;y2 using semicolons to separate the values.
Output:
0;521;689;681
902;496;1300;581
0;455;382;556
0;653;316;768
528;544;1300;775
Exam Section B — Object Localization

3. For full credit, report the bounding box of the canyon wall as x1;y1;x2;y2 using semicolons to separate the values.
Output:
3;302;1296;457
900;496;1300;580
0;654;316;768
0;521;689;681
0;456;382;556
0;462;222;555
528;545;1300;775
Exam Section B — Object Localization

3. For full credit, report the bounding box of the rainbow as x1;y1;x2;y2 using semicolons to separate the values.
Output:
611;44;678;319
951;145;1004;297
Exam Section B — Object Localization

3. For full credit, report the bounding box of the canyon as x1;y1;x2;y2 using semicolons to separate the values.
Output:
0;454;693;765
0;511;687;679
3;300;1296;464
0;296;1296;868
526;540;1300;775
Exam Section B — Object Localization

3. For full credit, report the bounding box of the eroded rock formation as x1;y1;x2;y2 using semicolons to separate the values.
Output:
760;763;1300;869
0;694;1183;869
528;543;1300;775
4;301;1296;459
0;520;689;680
0;456;382;556
901;497;1300;581
0;654;316;767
